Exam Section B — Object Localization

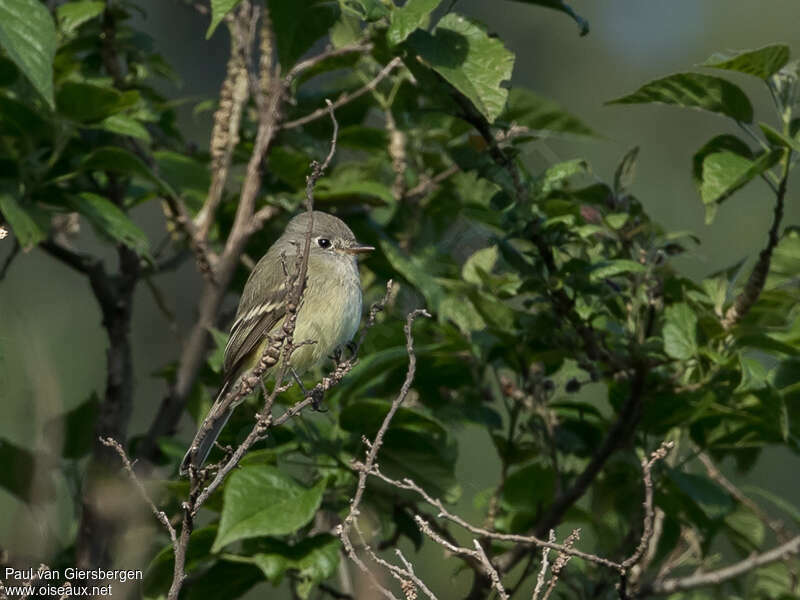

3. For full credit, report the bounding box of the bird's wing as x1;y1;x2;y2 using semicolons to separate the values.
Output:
223;248;293;382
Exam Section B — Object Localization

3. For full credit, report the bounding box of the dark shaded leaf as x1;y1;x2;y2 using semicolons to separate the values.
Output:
607;72;754;123
43;393;99;459
507;0;588;36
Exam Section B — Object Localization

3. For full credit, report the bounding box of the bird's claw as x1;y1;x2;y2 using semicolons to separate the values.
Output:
311;387;326;412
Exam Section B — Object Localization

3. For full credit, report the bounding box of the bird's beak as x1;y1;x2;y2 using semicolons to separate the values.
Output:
342;242;375;255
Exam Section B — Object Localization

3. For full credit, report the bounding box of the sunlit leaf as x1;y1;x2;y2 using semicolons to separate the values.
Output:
0;0;56;107
701;44;790;80
408;13;514;123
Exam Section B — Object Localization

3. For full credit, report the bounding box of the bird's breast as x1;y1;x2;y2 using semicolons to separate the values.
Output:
290;258;362;373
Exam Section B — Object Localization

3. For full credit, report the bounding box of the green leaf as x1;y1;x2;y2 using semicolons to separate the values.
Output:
67;192;150;257
698;149;781;224
724;507;765;552
340;399;448;440
227;534;340;597
589;259;645;282
663;302;698;360
56;1;105;35
502;461;555;510
387;0;440;46
759;122;800;154
0;0;56;107
0;55;19;86
206;0;243;39
212;466;325;551
668;469;733;520
340;0;388;21
57;81;139;123
96;114;151;142
607;72;754;123
377;236;445;311
408;13;514;123
502;88;596;138
463;246;499;286
506;0;589;36
154;150;210;210
82;147;175;196
701;45;790;80
0;189;45;250
271;0;340;70
534;158;589;196
0;438;51;502
43;393;99;459
766;229;800;290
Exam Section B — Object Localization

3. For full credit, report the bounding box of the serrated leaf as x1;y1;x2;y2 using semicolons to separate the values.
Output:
56;1;105;35
408;13;514;123
67;192;150;257
702;44;790;80
663;303;698;360
0;0;56;107
507;0;588;36
0;189;45;250
608;72;754;123
388;0;439;45
212;466;325;551
206;0;243;39
502;88;596;138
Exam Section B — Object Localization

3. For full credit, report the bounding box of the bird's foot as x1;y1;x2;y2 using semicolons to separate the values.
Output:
311;387;326;412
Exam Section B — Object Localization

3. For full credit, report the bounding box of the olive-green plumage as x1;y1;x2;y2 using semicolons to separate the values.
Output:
181;211;372;473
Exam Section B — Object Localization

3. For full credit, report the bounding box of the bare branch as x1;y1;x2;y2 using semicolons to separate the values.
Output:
283;58;403;130
532;531;556;600
640;535;800;596
722;151;791;329
286;43;373;83
99;437;177;546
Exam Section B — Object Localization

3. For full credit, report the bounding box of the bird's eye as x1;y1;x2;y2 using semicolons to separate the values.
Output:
317;238;331;249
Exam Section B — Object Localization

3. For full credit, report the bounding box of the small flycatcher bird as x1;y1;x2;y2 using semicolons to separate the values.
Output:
181;211;373;473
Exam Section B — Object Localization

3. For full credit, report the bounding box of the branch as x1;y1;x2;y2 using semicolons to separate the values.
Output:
99;437;177;546
286;43;373;83
337;309;432;600
283;58;403;130
721;152;791;329
639;535;800;596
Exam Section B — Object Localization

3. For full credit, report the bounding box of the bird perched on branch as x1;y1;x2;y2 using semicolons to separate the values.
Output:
181;211;373;474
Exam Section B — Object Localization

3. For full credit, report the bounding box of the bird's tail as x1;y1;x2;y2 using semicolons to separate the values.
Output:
180;380;233;475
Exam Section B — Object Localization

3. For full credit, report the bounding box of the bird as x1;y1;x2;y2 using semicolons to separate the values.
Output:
180;211;373;474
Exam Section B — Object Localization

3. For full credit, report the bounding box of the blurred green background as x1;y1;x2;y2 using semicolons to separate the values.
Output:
1;0;798;594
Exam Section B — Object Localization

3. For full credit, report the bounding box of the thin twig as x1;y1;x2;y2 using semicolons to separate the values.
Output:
283;58;403;130
99;437;177;546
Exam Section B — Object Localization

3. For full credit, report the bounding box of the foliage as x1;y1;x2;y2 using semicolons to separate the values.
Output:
0;2;798;600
